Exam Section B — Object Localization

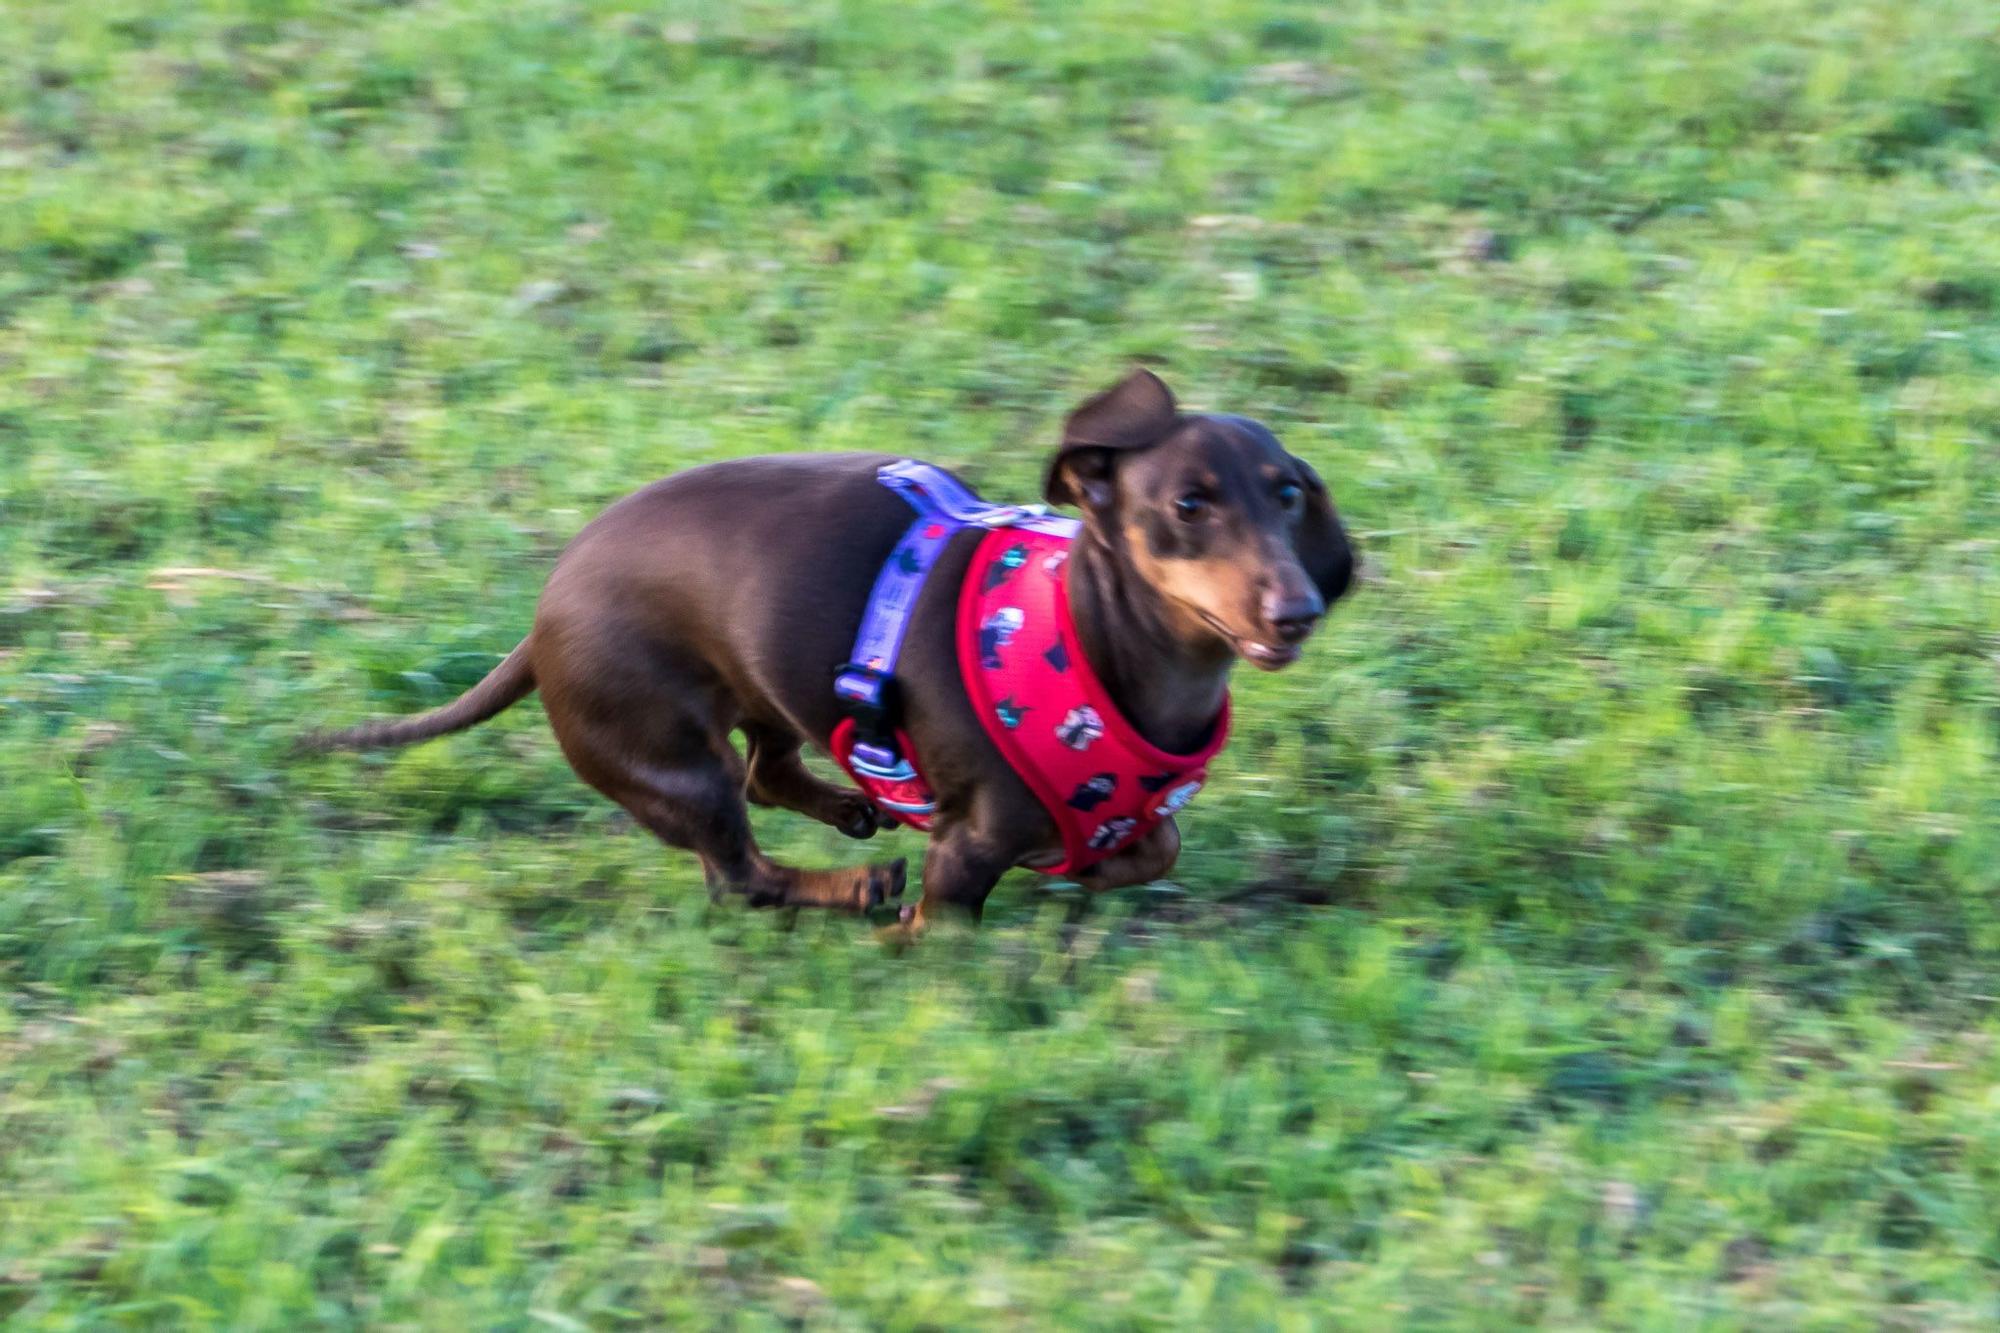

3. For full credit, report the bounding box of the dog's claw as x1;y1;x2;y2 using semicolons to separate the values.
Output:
859;858;907;910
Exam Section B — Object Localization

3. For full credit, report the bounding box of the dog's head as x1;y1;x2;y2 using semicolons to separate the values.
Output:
1044;368;1355;670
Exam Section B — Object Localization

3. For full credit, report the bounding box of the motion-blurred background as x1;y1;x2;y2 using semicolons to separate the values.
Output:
4;0;1998;1324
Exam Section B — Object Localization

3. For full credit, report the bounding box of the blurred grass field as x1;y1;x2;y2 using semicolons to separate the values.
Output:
5;0;2000;1325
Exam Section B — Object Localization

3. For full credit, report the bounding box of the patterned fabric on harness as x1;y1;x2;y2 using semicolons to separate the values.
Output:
829;461;1230;875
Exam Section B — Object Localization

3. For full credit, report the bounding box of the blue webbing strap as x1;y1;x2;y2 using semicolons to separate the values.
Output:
833;462;1075;781
878;458;1078;535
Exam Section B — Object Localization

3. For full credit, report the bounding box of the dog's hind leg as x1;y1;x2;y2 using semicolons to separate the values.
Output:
601;751;904;911
653;773;903;910
551;711;904;913
742;723;888;840
531;613;905;912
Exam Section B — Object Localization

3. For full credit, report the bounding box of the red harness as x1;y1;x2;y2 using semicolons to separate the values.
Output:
832;526;1229;875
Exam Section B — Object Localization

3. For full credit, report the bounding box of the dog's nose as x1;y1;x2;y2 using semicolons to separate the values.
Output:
1263;590;1324;644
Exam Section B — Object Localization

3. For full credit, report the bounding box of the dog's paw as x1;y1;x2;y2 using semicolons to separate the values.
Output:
856;857;907;910
874;902;924;948
831;794;890;840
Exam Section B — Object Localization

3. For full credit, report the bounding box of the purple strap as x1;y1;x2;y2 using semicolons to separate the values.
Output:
834;462;1076;771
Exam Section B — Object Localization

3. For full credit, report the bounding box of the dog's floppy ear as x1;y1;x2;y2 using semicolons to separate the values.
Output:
1291;457;1356;605
1043;368;1180;509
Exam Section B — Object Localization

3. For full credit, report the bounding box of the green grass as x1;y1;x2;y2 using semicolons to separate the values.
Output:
4;0;2000;1324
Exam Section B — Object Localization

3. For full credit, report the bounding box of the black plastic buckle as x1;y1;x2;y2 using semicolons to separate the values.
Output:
833;663;899;742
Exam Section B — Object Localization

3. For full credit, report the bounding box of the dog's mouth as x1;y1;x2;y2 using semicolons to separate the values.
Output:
1242;640;1303;670
1198;613;1304;671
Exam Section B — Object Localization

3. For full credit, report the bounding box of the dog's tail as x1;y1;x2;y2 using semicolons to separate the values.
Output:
302;639;537;752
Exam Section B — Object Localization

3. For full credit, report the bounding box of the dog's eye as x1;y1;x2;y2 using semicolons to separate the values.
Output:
1173;493;1210;522
1276;482;1304;511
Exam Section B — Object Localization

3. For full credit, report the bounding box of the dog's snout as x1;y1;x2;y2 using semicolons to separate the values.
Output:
1262;588;1324;644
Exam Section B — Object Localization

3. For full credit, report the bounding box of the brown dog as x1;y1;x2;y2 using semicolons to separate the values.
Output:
311;370;1354;929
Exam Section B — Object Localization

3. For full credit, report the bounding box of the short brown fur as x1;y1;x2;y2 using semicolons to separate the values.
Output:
309;371;1355;931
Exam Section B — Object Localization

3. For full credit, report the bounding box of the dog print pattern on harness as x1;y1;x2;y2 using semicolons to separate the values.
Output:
978;606;1025;669
955;525;1229;874
983;542;1030;592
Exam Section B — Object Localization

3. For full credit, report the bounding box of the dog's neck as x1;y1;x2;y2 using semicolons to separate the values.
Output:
1066;522;1232;756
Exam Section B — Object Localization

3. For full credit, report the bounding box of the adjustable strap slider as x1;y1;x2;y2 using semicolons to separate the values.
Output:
833;662;889;711
834;661;903;749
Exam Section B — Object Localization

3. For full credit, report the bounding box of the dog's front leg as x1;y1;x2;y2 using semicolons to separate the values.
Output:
879;823;1019;941
1073;816;1180;893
